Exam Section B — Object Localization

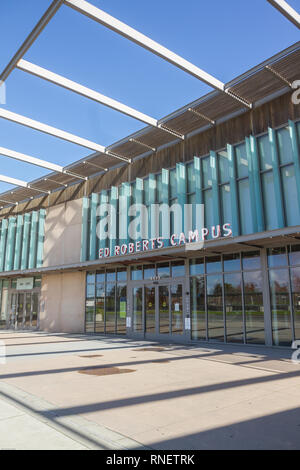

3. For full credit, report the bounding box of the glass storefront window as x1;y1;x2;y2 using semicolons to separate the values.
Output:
86;272;95;284
206;256;221;274
144;264;155;280
131;266;143;280
171;261;185;277
224;273;243;343
133;286;143;332
268;247;287;268
289;245;300;266
223;254;240;272
207;274;224;342
157;262;170;279
34;277;42;288
117;269;127;281
190;276;206;340
95;283;105;333
169;169;177;199
106;270;116;282
116;283;127;334
290;267;300;340
244;271;265;344
86;284;95;299
242;251;261;270
269;269;292;346
105;283;116;334
96;271;105;283
190;259;204;276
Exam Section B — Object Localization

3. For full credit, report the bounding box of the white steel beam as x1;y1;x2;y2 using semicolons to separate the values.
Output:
0;174;50;194
64;0;226;91
0;146;64;173
17;59;158;127
0;175;27;188
267;0;300;28
0;0;64;83
0;108;130;163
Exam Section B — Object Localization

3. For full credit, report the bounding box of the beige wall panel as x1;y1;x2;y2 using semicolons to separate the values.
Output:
43;198;82;267
40;271;85;333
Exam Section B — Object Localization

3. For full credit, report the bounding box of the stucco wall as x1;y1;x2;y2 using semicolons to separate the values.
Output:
40;271;85;333
42;199;82;268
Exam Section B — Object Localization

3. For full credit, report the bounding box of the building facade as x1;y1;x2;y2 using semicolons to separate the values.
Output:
0;89;300;349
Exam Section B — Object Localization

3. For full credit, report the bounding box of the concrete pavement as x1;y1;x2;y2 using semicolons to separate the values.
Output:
0;330;300;450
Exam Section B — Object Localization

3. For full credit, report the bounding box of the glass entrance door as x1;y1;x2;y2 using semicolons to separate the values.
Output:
8;292;39;330
132;282;184;339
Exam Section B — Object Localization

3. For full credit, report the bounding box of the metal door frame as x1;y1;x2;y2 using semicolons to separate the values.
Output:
130;277;188;342
8;289;40;330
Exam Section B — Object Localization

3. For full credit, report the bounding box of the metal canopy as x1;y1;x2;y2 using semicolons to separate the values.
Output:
267;0;300;28
0;0;298;209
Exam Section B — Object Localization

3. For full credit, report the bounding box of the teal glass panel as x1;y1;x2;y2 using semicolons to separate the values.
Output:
156;173;162;202
218;150;230;183
236;143;248;178
220;184;232;227
277;126;293;165
169;169;177;198
143;178;149;205
202;157;212;187
187;162;195;193
258;134;272;170
187;193;196;231
281;165;300;226
238;179;253;234
261;171;278;230
203;189;213;230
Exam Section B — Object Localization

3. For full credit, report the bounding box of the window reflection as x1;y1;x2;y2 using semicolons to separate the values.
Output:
269;269;292;346
244;271;265;344
224;273;243;343
207;274;224;342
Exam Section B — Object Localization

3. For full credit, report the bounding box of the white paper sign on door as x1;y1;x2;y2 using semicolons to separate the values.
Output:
185;318;191;330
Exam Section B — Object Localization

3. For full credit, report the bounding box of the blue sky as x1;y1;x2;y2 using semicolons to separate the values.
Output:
0;0;299;194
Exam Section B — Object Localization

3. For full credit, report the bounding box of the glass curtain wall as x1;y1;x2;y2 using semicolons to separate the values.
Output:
190;251;264;344
268;245;300;346
85;268;127;334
